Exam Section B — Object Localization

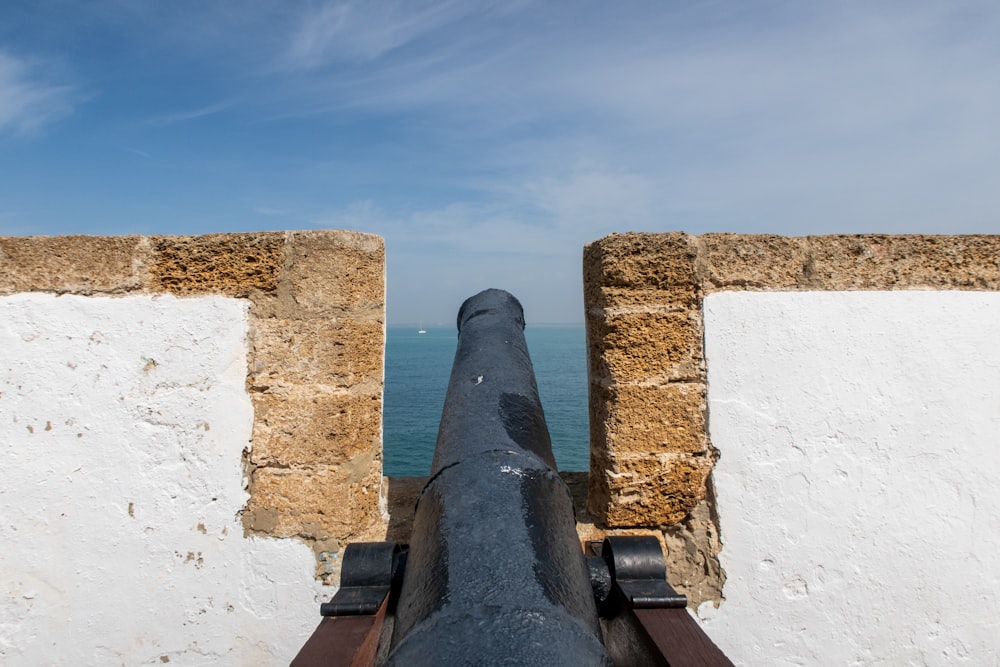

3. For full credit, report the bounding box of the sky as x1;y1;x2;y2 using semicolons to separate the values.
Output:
2;1;999;324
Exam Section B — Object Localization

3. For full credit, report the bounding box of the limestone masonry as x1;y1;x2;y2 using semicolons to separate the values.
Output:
4;230;998;618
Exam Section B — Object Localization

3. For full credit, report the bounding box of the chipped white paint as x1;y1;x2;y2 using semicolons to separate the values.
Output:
701;291;1000;665
0;294;324;665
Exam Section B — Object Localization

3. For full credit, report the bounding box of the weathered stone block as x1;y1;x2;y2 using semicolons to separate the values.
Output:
149;233;284;295
587;309;703;384
0;235;144;293
286;231;385;315
698;233;808;289
589;450;714;527
243;462;382;540
584;232;697;310
807;235;1000;290
584;232;696;290
590;382;707;456
250;390;381;466
804;235;902;288
249;317;383;388
886;235;1000;289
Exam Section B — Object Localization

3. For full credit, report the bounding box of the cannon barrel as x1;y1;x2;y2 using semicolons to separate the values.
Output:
385;289;611;665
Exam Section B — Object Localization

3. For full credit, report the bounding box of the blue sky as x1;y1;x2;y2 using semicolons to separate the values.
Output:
2;1;999;324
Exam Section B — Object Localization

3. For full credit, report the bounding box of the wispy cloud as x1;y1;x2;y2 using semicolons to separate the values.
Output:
144;100;233;127
327;2;996;144
257;0;1000;229
0;51;81;138
282;0;478;69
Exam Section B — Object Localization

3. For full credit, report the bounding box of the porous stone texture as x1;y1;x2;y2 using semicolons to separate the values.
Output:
0;235;147;293
249;317;383;388
588;310;703;384
584;233;713;528
695;233;808;289
245;464;383;540
584;232;697;303
285;230;386;317
804;234;1000;289
591;383;707;455
249;390;382;466
0;230;387;584
584;232;1000;608
240;231;386;577
149;232;285;295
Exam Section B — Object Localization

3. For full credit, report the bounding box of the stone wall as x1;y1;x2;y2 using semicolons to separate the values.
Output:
0;231;386;577
583;232;1000;605
9;229;999;659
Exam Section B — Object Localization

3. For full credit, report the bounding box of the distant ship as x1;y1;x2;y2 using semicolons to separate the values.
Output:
418;324;427;334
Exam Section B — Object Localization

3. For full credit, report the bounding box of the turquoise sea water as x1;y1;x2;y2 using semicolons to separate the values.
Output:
383;325;589;476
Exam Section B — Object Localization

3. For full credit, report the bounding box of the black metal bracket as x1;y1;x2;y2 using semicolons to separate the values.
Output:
588;536;687;616
320;542;407;616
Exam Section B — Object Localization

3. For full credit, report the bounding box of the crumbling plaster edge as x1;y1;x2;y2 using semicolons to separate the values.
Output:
377;249;391;527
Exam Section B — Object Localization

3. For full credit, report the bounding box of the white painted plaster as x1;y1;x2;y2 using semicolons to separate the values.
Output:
0;294;324;665
700;291;1000;665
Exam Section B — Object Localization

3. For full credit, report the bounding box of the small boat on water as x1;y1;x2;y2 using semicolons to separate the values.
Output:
418;324;427;334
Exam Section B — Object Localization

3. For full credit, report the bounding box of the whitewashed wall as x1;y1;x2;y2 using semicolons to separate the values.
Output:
0;294;323;665
700;291;1000;665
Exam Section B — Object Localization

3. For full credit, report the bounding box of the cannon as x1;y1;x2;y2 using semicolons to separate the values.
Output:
293;289;732;666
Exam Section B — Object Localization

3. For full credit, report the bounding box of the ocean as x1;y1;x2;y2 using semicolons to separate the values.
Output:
382;324;590;476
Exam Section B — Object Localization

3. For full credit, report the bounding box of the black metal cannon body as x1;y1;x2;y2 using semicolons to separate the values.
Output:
293;289;732;666
387;289;608;665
